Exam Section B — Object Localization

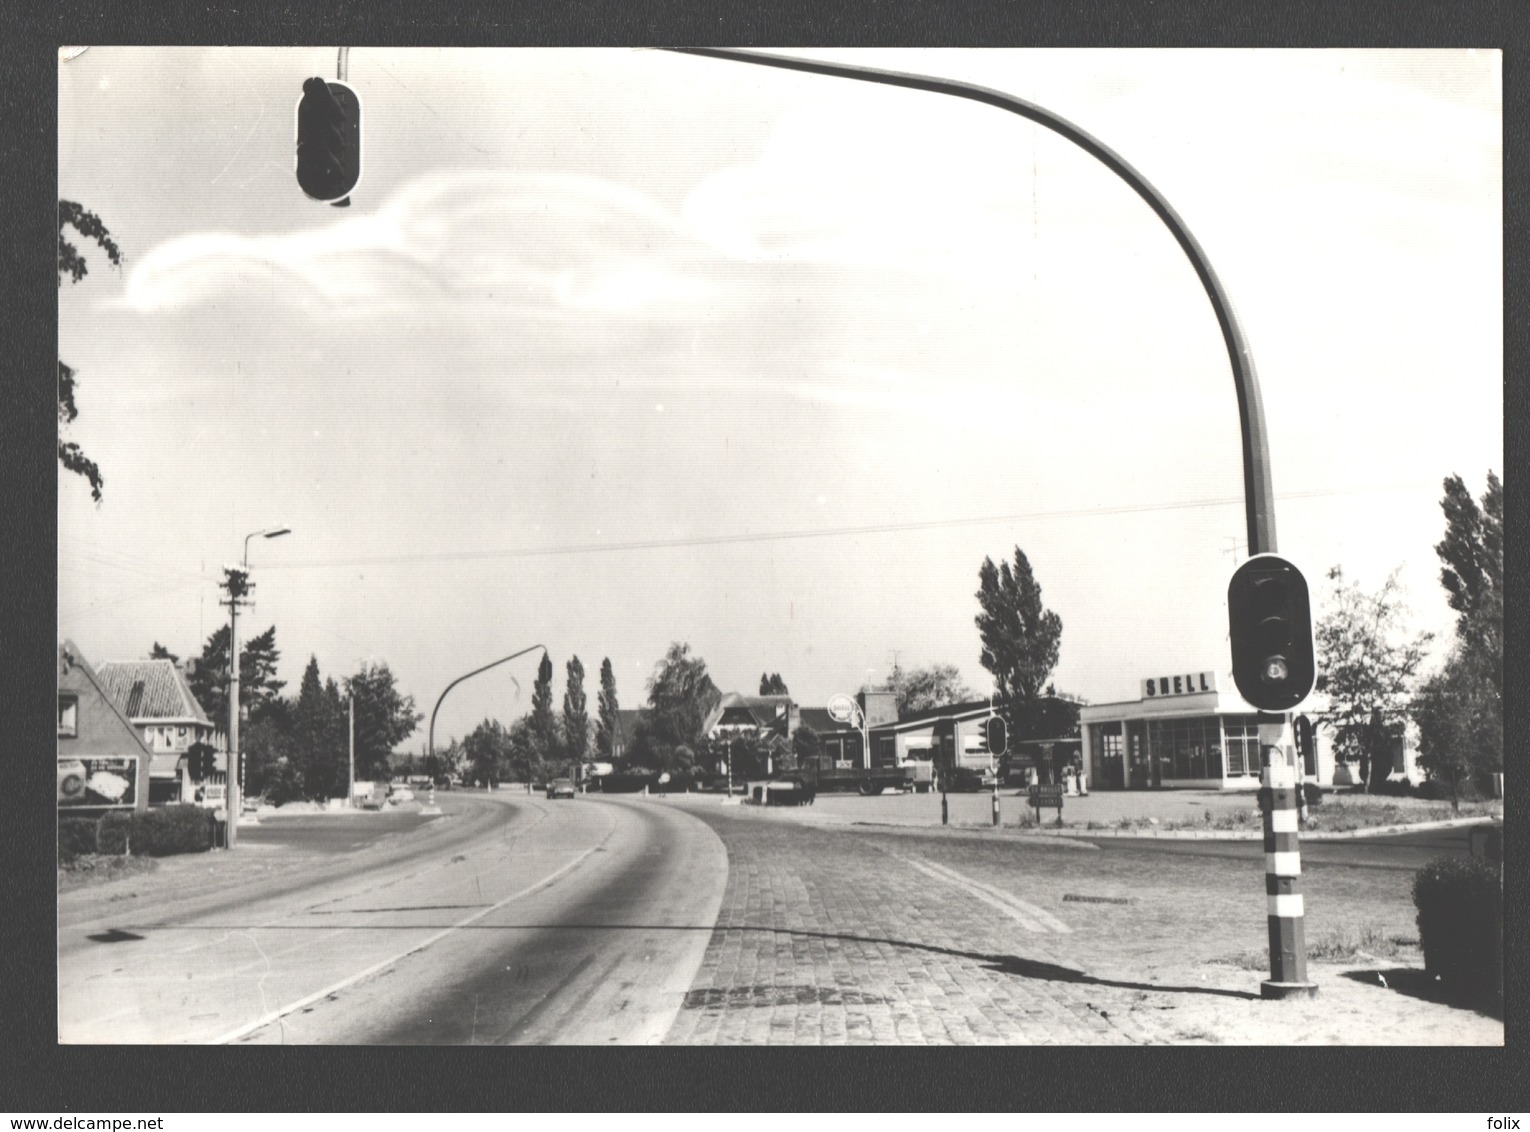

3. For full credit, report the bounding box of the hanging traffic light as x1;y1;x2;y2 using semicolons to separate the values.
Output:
1228;554;1316;711
295;77;362;205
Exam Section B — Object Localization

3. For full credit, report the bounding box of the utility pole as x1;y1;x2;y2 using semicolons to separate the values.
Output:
218;566;253;848
348;693;355;808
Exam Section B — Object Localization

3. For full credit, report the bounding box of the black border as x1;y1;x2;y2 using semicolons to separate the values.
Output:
6;0;1526;1114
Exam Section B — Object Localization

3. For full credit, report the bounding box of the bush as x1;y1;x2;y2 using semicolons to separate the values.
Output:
132;804;216;856
88;805;216;858
1412;855;1502;1012
58;816;102;861
1302;782;1325;808
97;811;133;855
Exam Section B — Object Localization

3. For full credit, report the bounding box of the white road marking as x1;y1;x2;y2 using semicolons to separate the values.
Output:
209;847;597;1045
900;856;1071;934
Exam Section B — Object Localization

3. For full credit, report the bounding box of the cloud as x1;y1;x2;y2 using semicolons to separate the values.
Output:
119;169;717;319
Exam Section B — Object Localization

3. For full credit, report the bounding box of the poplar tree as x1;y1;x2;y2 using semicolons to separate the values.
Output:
596;658;621;762
563;656;589;767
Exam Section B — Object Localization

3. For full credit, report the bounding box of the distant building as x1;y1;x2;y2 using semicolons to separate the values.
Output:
57;641;152;813
1072;667;1423;790
95;658;220;805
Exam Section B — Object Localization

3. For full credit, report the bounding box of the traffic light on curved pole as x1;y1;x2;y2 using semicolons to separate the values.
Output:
296;77;362;204
1227;553;1316;712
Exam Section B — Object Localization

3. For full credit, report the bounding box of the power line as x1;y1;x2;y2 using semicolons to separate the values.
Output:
260;482;1436;573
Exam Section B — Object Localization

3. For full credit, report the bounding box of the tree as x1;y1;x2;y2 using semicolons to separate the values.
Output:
1436;471;1502;691
563;656;590;768
891;663;974;718
1314;567;1432;792
1414;645;1500;810
759;672;788;695
59;200;123;503
595;658;621;762
528;653;561;763
1416;472;1504;802
293;657;346;801
149;642;179;663
186;626;232;724
635;642;720;772
184;623;286;726
463;718;512;786
239;626;286;721
345;662;424;785
242;700;297;798
975;548;1063;742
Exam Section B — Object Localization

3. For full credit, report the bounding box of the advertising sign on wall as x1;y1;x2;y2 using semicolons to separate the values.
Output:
58;756;139;808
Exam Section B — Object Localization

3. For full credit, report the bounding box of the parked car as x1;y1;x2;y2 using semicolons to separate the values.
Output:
939;767;988;793
387;786;415;804
546;778;577;800
755;775;815;806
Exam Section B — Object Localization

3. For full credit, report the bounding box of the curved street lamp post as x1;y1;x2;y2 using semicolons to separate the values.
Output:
665;49;1309;997
427;646;548;790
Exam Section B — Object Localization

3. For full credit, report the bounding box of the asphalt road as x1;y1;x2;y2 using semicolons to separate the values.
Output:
57;792;727;1044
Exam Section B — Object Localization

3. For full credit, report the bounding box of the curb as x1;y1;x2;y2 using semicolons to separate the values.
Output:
1005;815;1497;841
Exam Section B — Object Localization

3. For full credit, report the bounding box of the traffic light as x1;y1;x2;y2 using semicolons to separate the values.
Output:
984;715;1008;756
296;77;362;204
1228;553;1316;711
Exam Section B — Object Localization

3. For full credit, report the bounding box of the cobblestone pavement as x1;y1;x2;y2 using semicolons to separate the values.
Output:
664;810;1183;1044
661;803;1503;1046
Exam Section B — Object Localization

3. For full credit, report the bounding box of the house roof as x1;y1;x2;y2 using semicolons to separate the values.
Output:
705;691;792;733
796;707;843;734
58;640;153;758
96;659;211;726
893;699;994;726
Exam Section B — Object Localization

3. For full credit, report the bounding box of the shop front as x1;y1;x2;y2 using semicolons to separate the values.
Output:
1079;669;1331;790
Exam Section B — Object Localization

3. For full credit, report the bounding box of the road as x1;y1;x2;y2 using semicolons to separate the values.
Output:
57;792;727;1044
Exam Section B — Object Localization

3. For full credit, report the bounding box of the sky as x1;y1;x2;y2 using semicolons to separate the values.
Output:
57;47;1502;748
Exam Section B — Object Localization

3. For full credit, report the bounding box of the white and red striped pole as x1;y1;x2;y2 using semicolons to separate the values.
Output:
1260;717;1318;999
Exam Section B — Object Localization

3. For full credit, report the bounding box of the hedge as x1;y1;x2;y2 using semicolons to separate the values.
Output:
1412;854;1502;1012
79;804;218;858
58;817;103;861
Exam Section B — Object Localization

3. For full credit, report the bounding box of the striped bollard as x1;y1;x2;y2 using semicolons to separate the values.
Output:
1260;731;1318;1000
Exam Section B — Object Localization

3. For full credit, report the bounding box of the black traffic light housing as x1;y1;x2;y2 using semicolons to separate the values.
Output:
984;715;1008;756
1227;553;1316;711
296;77;362;204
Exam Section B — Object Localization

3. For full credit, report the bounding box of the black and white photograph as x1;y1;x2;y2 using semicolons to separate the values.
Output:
55;46;1502;1051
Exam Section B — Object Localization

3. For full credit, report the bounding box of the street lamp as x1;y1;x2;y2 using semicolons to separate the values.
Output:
227;525;291;848
666;49;1311;999
428;646;547;790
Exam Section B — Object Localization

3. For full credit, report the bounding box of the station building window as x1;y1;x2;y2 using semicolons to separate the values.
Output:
1090;723;1124;789
1222;715;1262;777
1146;716;1222;780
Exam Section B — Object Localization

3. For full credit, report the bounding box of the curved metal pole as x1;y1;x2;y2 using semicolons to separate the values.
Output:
666;47;1277;555
428;645;547;767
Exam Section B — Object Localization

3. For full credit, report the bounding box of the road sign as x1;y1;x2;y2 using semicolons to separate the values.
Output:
827;693;856;724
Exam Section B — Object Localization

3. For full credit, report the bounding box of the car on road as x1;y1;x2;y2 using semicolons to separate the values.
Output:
387;786;415;804
754;775;815;806
546;778;577;799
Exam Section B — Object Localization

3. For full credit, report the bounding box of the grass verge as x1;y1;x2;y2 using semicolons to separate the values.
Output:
58;853;158;892
1218;926;1419;970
